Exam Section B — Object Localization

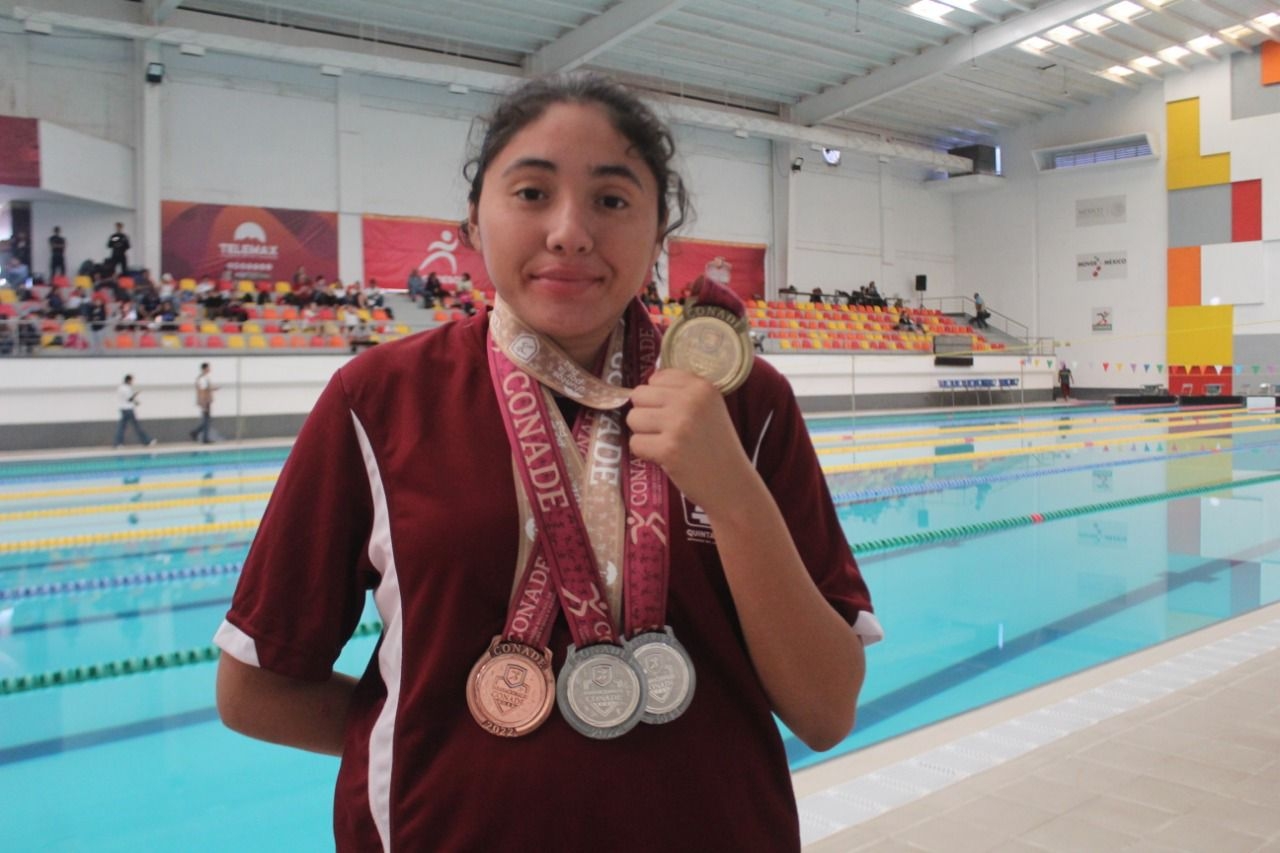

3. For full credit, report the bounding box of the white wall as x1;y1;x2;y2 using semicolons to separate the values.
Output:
956;85;1169;389
39;120;134;208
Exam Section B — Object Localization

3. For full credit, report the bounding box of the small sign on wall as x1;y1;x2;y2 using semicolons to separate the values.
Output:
1077;251;1127;281
1075;195;1127;227
1092;307;1113;332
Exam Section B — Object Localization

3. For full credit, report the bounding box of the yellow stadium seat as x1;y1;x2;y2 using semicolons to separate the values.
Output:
162;334;182;349
275;281;292;294
74;275;93;288
180;277;197;291
227;334;246;349
237;279;255;294
200;322;220;335
0;289;15;304
249;334;268;349
243;321;262;334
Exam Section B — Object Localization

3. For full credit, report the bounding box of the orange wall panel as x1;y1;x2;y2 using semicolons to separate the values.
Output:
1167;246;1201;306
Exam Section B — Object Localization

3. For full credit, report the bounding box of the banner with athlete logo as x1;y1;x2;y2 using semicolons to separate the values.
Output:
0;117;40;187
665;239;766;303
161;201;338;282
361;214;490;293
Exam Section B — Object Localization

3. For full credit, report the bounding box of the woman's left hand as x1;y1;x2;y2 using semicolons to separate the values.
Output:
626;368;753;513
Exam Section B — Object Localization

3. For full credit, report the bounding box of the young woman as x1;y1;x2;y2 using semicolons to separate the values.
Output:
214;74;880;851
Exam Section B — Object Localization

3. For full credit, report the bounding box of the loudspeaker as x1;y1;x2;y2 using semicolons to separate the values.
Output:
145;61;165;84
915;274;927;292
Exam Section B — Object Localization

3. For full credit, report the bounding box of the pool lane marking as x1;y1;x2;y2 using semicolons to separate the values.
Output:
809;404;1252;445
0;473;279;503
0;492;274;523
0;620;385;698
821;419;1280;474
0;561;244;601
847;470;1280;555
815;408;1279;456
0;519;260;554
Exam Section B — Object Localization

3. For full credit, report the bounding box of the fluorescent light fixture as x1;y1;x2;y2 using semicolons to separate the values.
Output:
320;65;343;77
1132;55;1162;68
1158;45;1191;62
907;0;953;21
1107;65;1135;76
1106;1;1144;22
1186;34;1222;52
1046;25;1084;43
1018;36;1054;53
1219;25;1252;40
941;0;975;10
179;43;206;56
448;82;469;95
733;128;749;139
1076;13;1113;32
23;19;52;35
1254;12;1280;28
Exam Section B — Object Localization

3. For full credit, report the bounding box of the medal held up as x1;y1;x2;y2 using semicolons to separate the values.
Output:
659;276;754;395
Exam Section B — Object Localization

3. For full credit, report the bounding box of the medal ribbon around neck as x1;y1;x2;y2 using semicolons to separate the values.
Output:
487;297;670;648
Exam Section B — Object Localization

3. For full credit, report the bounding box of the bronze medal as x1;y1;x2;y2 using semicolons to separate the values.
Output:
467;635;556;737
659;303;753;394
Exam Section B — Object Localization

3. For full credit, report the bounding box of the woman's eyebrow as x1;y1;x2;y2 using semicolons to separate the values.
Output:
500;158;643;189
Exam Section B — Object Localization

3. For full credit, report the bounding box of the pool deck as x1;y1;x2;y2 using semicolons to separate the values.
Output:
796;601;1280;852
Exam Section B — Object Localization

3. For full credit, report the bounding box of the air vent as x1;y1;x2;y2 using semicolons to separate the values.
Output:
1032;133;1158;174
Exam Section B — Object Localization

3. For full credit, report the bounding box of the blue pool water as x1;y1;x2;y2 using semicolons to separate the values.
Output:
2;404;1279;850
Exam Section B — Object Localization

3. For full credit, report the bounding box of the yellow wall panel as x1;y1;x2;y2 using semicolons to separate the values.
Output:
1166;305;1233;366
1166;99;1231;190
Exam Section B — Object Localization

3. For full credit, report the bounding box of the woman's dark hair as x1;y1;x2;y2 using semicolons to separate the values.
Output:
464;74;689;241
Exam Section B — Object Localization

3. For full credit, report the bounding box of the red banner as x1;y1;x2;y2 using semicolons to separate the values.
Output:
362;215;490;293
666;239;766;303
0;116;40;187
161;201;338;282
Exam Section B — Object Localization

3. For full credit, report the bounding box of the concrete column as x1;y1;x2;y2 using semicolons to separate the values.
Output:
136;40;162;274
335;72;364;285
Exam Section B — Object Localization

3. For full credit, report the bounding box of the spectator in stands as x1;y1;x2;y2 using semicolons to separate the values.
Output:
780;284;799;303
423;272;445;308
107;223;130;276
365;279;392;319
0;321;13;356
641;280;663;309
17;315;39;354
48;227;67;281
809;287;824;304
865;282;886;310
114;374;157;448
292;265;312;288
895;309;916;333
11;231;30;269
456;272;476;315
1057;363;1074;401
159;273;176;301
407;269;425;305
972;292;990;329
191;362;217;444
87;296;108;349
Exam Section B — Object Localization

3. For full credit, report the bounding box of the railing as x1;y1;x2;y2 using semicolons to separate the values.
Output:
921;295;1030;344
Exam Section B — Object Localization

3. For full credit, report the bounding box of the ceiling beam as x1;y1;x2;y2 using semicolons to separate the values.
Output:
791;0;1114;126
525;0;692;75
145;0;182;24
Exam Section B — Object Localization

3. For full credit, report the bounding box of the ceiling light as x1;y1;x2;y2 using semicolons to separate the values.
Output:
179;43;206;57
448;82;469;94
1158;45;1191;62
908;0;953;21
1132;55;1162;68
1186;34;1222;52
1018;36;1054;53
1254;12;1280;28
1076;14;1113;32
941;0;975;10
1107;65;1135;76
1219;25;1252;40
1106;2;1144;22
733;128;749;139
320;65;343;77
1146;0;1173;6
1046;25;1084;43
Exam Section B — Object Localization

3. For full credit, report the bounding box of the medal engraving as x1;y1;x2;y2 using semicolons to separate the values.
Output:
660;305;753;394
557;643;646;739
628;628;695;724
467;636;555;737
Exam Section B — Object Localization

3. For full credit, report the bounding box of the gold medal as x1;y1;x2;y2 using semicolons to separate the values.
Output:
659;302;753;394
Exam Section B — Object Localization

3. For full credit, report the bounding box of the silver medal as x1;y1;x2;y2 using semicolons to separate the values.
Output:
556;643;646;739
627;627;695;724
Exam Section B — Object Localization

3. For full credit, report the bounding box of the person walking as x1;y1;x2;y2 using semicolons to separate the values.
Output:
107;223;130;276
1058;363;1075;401
190;362;216;443
114;374;156;448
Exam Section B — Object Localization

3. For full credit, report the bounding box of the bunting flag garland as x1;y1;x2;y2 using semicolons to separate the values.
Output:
1253;365;1262;374
1143;364;1151;373
1103;362;1110;371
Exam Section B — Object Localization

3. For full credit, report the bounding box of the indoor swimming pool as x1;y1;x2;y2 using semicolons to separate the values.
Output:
2;402;1278;850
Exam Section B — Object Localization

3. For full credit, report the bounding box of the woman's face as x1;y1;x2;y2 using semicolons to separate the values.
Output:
469;102;663;366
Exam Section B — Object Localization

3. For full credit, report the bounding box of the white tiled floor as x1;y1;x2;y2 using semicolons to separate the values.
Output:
796;601;1280;852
